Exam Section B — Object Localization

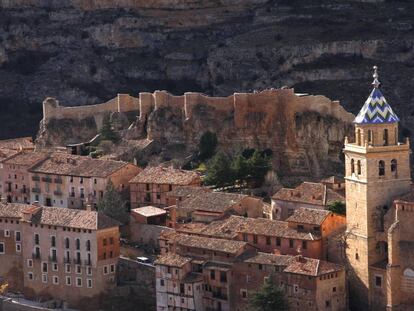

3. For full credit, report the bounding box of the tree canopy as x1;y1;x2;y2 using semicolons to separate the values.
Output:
248;277;289;311
100;114;120;143
198;131;218;160
204;151;234;187
327;201;346;215
97;180;129;224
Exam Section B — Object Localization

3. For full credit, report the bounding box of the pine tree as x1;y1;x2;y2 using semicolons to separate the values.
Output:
232;154;250;185
248;277;289;311
248;150;271;185
100;114;120;143
97;180;129;224
198;131;218;160
204;151;234;187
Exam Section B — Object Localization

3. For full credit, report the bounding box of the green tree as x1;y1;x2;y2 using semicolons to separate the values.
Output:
204;151;234;187
248;277;289;311
100;114;120;143
198;131;218;160
232;154;250;185
97;180;129;224
247;150;271;185
327;201;346;215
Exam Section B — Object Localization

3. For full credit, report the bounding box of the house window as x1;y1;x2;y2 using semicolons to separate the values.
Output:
87;279;92;288
27;259;33;268
379;160;385;176
266;236;271;245
103;238;107;246
76;238;80;250
65;264;71;273
241;289;248;299
391;159;397;174
302;241;307;250
210;270;215;280
87;267;92;276
293;284;299;293
76;265;81;274
333;287;337;292
51;236;56;247
276;237;281;246
42;274;47;283
242;233;248;242
104;266;108;274
53;263;58;271
375;275;382;288
160;279;165;286
65;238;70;249
42;262;48;273
15;231;21;242
110;264;115;273
357;160;361;175
53;276;59;285
253;235;258;244
86;240;91;251
0;242;5;254
34;233;39;245
325;300;330;307
4;230;10;237
289;239;294;248
28;272;34;281
66;276;71;286
76;277;82;287
220;271;227;283
16;243;21;253
351;159;355;174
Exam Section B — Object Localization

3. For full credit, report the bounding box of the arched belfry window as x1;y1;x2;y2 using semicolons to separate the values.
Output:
379;160;385;176
383;129;389;146
391;159;397;175
351;159;355;174
356;129;361;146
357;160;361;175
368;130;373;144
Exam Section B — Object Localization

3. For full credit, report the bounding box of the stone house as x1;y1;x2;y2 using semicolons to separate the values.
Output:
28;152;141;209
271;181;345;220
170;191;264;225
131;206;167;226
129;166;201;209
0;151;49;204
0;202;120;310
168;209;345;260
155;234;346;311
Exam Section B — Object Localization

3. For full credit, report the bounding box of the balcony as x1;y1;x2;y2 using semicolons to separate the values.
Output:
31;188;41;194
49;256;57;262
54;178;63;184
32;176;40;182
54;190;63;196
42;177;52;183
64;257;71;264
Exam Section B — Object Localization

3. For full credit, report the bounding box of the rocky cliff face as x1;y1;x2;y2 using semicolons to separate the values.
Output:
1;0;414;142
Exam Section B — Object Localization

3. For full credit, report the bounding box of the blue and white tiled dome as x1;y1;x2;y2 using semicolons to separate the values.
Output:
354;66;400;124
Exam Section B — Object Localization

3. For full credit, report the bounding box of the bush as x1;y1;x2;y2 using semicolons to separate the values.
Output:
327;201;346;215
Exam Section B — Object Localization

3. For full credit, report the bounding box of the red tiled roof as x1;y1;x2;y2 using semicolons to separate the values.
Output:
178;192;246;213
154;253;192;267
283;255;343;276
131;206;166;217
174;233;247;254
130;166;200;185
286;208;331;225
2;151;49;166
0;203;120;230
29;152;130;178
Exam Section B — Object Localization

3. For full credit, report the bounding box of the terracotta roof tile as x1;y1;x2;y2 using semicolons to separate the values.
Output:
154;253;192;267
168;186;210;198
244;253;293;266
29;152;130;178
130;166;200;185
0;137;34;150
283;255;343;276
178;192;246;213
0;203;120;230
2;151;49;166
175;234;247;254
272;182;327;205
286;208;331;225
185;215;320;240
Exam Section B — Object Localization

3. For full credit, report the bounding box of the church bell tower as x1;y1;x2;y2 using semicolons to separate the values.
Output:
343;66;411;309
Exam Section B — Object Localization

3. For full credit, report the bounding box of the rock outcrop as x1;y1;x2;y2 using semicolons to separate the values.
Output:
1;0;413;143
36;88;354;179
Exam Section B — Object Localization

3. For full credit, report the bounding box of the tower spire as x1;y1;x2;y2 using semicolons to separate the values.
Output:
372;65;380;89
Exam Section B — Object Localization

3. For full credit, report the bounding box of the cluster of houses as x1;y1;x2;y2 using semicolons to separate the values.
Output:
0;136;349;310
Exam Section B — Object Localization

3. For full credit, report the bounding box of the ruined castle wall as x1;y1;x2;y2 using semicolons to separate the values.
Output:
184;92;233;120
43;94;139;124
